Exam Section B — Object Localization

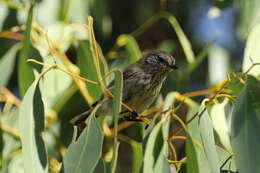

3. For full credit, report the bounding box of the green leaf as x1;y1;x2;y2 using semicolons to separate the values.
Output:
110;70;123;173
0;43;20;89
131;140;143;172
210;99;232;151
151;92;178;173
143;118;170;173
143;121;162;173
63;113;104;173
242;23;260;77
19;80;48;173
198;105;220;173
186;101;211;173
93;159;107;173
188;39;214;73
165;12;195;63
110;142;119;173
230;75;260;173
18;5;35;96
186;134;199;173
77;40;103;101
117;35;142;63
153;155;171;173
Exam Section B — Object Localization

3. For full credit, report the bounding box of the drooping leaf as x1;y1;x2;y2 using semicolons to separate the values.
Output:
198;105;220;173
186;101;211;173
186;134;199;173
0;43;20;89
142;118;171;173
19;80;48;173
18;5;43;96
117;35;142;63
188;39;215;73
62;113;104;173
131;139;143;172
153;92;178;173
110;70;123;173
77;40;103;101
93;159;107;173
211;99;232;151
143;121;162;173
230;75;260;173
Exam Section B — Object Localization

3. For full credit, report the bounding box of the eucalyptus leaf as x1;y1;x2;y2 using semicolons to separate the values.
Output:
18;5;35;96
186;134;199;173
230;75;260;173
143;118;170;173
186;101;211;173
199;105;220;173
19;80;48;173
93;159;107;173
77;40;102;101
63;113;104;173
111;70;123;173
0;43;20;89
242;23;260;77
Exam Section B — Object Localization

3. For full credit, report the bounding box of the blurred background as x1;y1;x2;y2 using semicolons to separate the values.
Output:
1;0;260;172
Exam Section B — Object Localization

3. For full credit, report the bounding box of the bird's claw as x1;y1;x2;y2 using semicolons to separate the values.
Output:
122;110;142;122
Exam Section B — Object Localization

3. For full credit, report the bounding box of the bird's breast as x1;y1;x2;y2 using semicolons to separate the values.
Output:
122;73;165;112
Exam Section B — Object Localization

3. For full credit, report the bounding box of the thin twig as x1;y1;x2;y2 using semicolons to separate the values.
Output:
244;56;260;74
1;88;21;107
0;124;20;137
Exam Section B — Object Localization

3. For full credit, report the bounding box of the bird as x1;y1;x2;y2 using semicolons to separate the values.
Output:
70;50;178;134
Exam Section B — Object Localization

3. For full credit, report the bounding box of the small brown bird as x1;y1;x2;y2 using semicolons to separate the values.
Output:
71;50;178;132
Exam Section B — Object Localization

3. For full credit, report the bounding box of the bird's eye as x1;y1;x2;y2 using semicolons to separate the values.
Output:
158;56;166;63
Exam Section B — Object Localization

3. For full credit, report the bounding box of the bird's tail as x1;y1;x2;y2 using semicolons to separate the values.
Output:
70;109;92;138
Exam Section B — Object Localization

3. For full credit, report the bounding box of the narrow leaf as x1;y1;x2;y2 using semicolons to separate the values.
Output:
0;43;20;89
93;159;107;173
188;39;215;73
143;120;169;173
111;70;123;173
186;134;199;173
77;40;103;101
117;35;142;63
18;5;35;96
19;80;48;173
199;105;220;173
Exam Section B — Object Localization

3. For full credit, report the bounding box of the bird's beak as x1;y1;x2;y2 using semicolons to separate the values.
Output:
169;64;179;69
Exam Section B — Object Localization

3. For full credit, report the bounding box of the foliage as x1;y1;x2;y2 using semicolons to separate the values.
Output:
0;1;260;173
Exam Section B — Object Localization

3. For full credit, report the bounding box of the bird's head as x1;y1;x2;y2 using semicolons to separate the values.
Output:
141;50;178;74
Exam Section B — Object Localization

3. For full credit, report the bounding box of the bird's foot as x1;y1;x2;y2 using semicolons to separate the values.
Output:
122;110;142;122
